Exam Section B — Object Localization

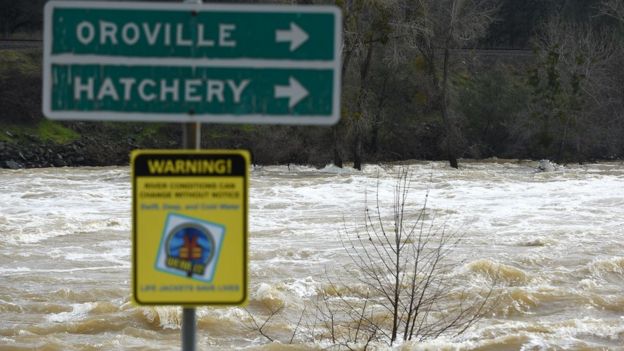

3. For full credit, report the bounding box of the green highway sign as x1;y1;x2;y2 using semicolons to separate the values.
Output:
43;1;342;125
51;65;333;116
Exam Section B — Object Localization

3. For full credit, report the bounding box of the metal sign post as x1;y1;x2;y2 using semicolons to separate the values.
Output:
183;0;201;346
181;121;199;351
182;306;196;351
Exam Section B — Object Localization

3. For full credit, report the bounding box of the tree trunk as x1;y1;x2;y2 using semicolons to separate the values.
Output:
369;75;389;155
334;7;352;170
353;133;362;170
351;39;375;170
556;118;569;163
332;126;343;168
441;45;459;169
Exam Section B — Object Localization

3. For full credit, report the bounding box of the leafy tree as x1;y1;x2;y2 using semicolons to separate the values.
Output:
602;0;624;25
457;64;530;158
338;0;393;170
527;17;616;161
0;0;45;37
390;0;500;168
482;0;551;49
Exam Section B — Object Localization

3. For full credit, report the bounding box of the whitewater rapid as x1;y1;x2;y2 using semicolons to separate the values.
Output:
1;160;623;350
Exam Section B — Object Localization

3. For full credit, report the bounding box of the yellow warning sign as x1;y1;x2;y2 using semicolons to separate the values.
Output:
131;150;249;306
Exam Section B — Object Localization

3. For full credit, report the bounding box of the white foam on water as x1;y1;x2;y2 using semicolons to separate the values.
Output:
283;277;319;298
142;306;181;330
1;266;123;275
588;256;624;277
47;243;129;266
0;168;130;245
0;266;32;274
435;316;624;350
199;306;248;322
252;283;288;306
320;164;360;174
246;162;624;348
46;302;96;323
0;336;15;344
3;163;624;348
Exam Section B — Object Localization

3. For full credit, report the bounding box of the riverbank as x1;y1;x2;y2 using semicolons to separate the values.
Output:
3;47;623;169
1;122;620;169
0;121;179;169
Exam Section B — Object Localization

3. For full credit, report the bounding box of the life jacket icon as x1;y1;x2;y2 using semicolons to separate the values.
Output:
165;223;215;277
180;235;203;260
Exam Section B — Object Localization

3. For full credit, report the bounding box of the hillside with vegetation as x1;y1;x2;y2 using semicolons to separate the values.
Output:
1;0;623;169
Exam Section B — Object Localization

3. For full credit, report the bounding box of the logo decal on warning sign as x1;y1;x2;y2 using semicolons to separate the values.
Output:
155;213;225;283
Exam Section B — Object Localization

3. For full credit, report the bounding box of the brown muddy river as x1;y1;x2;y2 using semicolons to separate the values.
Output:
1;161;623;350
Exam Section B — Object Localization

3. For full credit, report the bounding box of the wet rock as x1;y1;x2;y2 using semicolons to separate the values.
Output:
5;160;23;169
537;159;560;172
53;157;67;167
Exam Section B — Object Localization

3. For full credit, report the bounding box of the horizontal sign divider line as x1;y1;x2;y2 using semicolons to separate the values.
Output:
48;55;338;69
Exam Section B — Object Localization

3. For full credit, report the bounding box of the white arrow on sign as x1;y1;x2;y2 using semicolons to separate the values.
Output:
274;77;309;108
275;22;309;52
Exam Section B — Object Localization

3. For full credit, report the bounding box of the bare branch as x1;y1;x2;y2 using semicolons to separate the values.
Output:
335;169;497;345
243;303;285;343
